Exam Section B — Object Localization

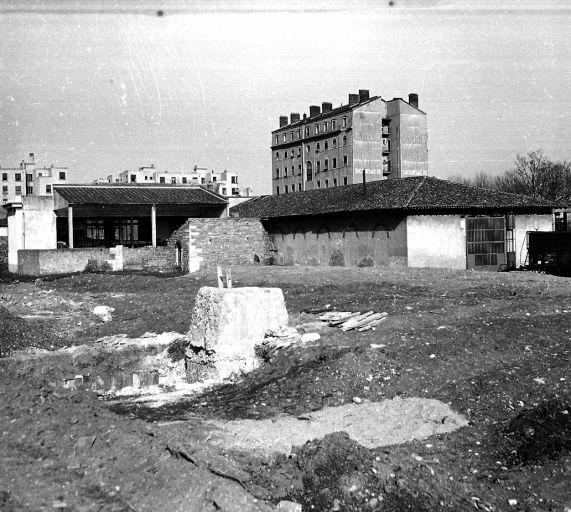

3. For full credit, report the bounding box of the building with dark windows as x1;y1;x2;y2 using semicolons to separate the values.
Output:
271;90;428;195
0;153;68;214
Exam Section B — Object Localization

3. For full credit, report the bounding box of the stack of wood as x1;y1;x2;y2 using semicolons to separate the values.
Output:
318;311;388;332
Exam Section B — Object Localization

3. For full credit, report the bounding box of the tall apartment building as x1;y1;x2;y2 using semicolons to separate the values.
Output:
101;166;251;197
1;153;68;207
271;90;428;194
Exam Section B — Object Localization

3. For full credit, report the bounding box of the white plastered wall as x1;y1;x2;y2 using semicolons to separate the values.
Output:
513;214;553;267
407;215;466;269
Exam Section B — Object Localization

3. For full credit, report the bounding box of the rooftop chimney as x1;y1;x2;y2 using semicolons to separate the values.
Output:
348;93;359;105
321;102;333;114
303;113;307;120
408;93;419;108
279;115;288;128
358;89;370;102
309;105;321;118
290;112;301;124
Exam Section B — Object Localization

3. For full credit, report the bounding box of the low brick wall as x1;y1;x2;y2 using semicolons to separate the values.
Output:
168;218;270;272
123;246;177;272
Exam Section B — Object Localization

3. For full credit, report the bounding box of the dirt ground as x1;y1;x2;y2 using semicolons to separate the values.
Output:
0;265;570;511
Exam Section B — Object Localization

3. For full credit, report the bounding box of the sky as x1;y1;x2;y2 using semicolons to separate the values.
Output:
1;0;570;194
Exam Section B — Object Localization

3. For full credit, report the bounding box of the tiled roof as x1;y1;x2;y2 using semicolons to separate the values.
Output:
53;184;227;206
231;176;558;219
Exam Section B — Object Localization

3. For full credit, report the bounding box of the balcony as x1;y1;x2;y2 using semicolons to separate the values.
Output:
382;126;390;135
382;140;390;152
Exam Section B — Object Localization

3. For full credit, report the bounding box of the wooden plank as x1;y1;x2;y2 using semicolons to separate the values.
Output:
342;312;385;331
358;316;388;332
329;311;363;326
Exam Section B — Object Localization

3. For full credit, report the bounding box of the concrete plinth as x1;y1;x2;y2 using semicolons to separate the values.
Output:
186;286;288;381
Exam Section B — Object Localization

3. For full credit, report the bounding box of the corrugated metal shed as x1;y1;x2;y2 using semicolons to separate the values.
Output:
53;184;227;206
231;176;558;219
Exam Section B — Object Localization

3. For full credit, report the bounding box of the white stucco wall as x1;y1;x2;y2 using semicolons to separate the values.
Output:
7;206;23;273
513;214;553;267
22;196;57;250
407;215;466;269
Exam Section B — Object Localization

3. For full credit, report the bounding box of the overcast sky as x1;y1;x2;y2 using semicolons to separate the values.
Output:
1;0;570;194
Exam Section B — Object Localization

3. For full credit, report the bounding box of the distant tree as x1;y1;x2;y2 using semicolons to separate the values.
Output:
497;150;571;203
449;150;571;204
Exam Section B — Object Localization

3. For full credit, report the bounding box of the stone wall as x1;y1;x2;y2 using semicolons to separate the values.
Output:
123;246;177;272
168;218;270;272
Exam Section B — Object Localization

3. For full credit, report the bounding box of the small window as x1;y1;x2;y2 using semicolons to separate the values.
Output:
201;177;206;184
306;144;310;152
343;176;348;185
306;161;313;181
333;178;337;187
316;142;320;152
276;168;280;179
284;167;288;177
46;184;52;193
298;164;302;175
315;125;319;134
343;154;348;166
276;186;280;195
297;147;301;157
291;149;295;158
160;177;166;183
222;188;227;195
332;119;336;129
285;185;289;193
324;159;329;171
325;179;329;188
316;161;321;172
212;176;217;182
26;186;34;194
15;173;21;182
333;138;337;148
283;133;287;142
231;176;238;184
343;135;347;146
171;177;177;184
291;166;294;175
15;185;22;194
297;129;301;139
298;183;302;191
2;185;8;194
323;121;328;131
1;173;7;181
317;180;321;188
275;135;279;145
26;174;33;182
130;175;136;182
182;177;187;184
232;187;239;195
59;172;66;180
290;131;294;141
305;126;310;137
276;152;280;160
332;158;337;169
324;141;329;150
342;116;347;128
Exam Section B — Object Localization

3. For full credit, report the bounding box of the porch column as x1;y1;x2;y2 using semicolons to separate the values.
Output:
151;204;157;247
67;205;74;249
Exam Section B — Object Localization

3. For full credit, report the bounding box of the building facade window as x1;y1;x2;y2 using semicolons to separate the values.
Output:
275;168;280;179
306;161;313;181
297;129;301;139
305;127;310;137
333;178;338;186
342;116;347;127
15;173;21;182
315;125;319;134
298;164;302;175
15;186;22;194
285;185;289;193
59;172;66;180
283;133;287;142
290;131;294;141
86;219;105;241
306;144;310;152
343;154;348;166
2;186;8;194
182;177;188;183
343;176;348;185
231;176;238;184
298;183;302;191
291;149;295;158
333;138;337;148
324;159;329;171
1;173;7;181
276;152;280;160
332;158;337;169
26;186;34;194
343;135;347;146
160;177;166;183
276;186;280;195
26;174;33;182
324;141;329;150
323;121;328;131
325;179;329;188
316;142;320;152
130;175;136;182
297;147;301;157
317;180;321;188
316;161;321;172
332;119;336;129
275;135;279;145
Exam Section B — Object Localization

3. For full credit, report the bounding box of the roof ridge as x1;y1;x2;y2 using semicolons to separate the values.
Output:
403;176;427;208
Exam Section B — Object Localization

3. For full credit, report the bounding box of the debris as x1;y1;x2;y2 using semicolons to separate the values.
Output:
370;343;386;349
352;397;362;404
93;305;115;322
317;310;389;331
300;332;320;343
507;499;517;507
301;304;332;314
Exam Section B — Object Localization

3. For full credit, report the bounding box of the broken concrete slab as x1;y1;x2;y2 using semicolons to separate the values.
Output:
186;287;288;381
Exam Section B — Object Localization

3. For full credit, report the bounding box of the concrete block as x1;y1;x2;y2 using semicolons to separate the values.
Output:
186;286;288;380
